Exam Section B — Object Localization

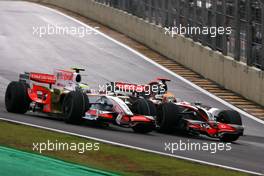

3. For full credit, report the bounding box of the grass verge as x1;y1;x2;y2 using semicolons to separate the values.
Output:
0;120;250;176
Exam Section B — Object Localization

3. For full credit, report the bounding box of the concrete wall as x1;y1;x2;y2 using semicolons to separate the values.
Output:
32;0;264;106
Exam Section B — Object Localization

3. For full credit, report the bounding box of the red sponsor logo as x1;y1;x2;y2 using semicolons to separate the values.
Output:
30;73;56;84
56;71;73;81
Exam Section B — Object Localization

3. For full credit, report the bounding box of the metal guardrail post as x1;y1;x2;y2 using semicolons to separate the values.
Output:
148;0;153;23
211;0;217;50
119;0;124;11
167;0;172;27
175;0;180;27
222;0;228;55
155;0;159;25
142;0;147;20
161;0;166;27
261;2;264;70
234;0;241;61
246;0;253;66
184;0;190;38
201;0;207;45
193;0;198;42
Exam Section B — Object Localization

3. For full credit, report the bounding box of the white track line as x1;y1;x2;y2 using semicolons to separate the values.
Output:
0;117;262;175
33;2;264;125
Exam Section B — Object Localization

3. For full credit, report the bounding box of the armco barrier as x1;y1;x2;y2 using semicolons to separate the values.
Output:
29;0;264;106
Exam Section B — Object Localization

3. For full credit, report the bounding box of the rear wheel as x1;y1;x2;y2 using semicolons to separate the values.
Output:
131;98;156;134
156;103;181;133
5;81;30;114
63;91;89;124
217;110;242;142
132;98;156;116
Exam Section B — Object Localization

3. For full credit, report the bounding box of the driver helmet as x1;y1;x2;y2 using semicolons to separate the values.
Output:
162;92;177;103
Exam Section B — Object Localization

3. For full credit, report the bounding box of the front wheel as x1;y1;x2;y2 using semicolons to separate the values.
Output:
217;110;242;125
217;110;242;142
62;91;89;124
220;134;240;142
132;124;153;134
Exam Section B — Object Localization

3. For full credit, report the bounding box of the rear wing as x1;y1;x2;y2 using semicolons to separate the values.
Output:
19;72;55;84
19;69;77;90
19;72;56;88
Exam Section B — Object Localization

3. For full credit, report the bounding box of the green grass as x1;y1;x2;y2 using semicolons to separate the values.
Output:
0;120;250;176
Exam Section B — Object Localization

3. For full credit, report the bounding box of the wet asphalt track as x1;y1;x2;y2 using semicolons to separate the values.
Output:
0;1;263;174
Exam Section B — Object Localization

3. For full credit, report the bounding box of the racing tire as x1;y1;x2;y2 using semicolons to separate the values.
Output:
83;94;91;116
219;134;240;143
217;110;242;125
62;91;89;124
156;103;181;134
217;110;242;142
132;98;156;116
5;81;30;114
132;124;154;134
131;98;156;134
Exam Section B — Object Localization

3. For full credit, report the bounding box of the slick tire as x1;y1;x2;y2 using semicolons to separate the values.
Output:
132;123;154;134
132;98;156;116
217;110;242;142
131;98;156;134
220;134;240;143
63;91;89;124
5;81;30;114
217;110;242;125
156;103;181;134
